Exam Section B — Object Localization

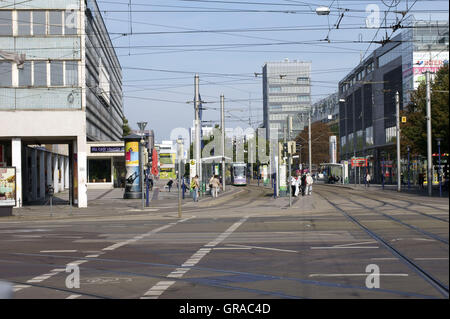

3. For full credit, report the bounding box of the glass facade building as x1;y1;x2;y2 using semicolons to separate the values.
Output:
338;19;448;184
263;60;311;141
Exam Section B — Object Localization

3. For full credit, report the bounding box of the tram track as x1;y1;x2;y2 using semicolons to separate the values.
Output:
315;188;449;299
323;187;449;245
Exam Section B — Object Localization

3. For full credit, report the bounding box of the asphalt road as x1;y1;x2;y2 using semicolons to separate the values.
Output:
0;184;448;299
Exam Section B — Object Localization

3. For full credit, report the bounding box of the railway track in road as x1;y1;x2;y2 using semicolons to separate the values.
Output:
315;187;449;298
323;187;449;245
334;187;449;223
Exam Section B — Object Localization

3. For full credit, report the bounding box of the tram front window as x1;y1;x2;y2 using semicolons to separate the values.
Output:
233;166;245;177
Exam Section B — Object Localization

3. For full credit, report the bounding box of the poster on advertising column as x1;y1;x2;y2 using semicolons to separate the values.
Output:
0;167;16;207
125;141;141;193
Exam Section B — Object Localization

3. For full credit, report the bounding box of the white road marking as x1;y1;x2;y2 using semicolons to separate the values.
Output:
371;258;397;261
142;216;249;299
40;250;78;253
13;285;31;292
311;246;379;249
309;273;409;277
414;257;449;261
226;244;298;253
66;294;82;299
213;247;251;250
17;217;196;294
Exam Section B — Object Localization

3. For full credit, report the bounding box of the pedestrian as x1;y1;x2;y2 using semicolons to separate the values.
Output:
191;175;199;202
167;179;173;192
418;173;424;189
209;175;215;196
211;175;221;198
306;173;313;195
366;173;371;187
290;175;297;197
295;175;301;197
301;174;307;196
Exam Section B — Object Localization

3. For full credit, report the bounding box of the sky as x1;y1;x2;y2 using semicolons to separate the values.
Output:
96;0;449;143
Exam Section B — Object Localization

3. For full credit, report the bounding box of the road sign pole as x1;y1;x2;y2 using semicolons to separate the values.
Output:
396;91;401;192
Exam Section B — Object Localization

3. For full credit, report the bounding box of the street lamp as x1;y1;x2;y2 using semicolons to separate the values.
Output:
316;6;331;15
137;121;147;210
436;138;443;197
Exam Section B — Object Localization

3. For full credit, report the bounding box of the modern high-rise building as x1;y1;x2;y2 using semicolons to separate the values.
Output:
263;59;311;141
338;19;448;184
0;0;123;207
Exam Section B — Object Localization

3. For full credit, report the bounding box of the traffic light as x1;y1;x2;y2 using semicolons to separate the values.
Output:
283;143;288;156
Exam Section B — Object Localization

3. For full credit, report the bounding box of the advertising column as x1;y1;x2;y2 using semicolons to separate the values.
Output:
124;134;142;199
0;167;16;216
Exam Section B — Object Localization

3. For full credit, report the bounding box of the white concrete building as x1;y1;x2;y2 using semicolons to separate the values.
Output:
0;0;123;207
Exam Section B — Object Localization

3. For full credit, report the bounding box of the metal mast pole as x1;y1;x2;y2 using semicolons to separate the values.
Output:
396;91;401;192
308;110;312;174
194;74;201;194
426;71;433;196
221;94;226;192
288;116;292;207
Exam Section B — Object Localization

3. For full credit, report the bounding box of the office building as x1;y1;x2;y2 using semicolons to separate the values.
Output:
0;0;123;207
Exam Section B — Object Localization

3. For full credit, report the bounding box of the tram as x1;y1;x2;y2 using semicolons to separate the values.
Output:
231;163;247;186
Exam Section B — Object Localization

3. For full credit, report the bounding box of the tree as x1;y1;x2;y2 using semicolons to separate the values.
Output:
401;64;449;156
294;121;338;166
122;116;131;137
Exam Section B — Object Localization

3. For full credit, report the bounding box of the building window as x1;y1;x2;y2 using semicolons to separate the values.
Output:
297;77;309;84
0;62;12;86
88;159;111;183
297;95;310;103
365;126;373;146
65;61;78;86
17;11;31;35
50;61;63;86
269;86;281;93
32;11;46;35
48;11;63;35
0;11;12;36
34;61;47;86
64;10;78;35
18;62;32;86
385;126;396;144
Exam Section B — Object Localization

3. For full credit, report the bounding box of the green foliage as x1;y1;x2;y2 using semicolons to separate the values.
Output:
122;117;131;138
401;64;449;156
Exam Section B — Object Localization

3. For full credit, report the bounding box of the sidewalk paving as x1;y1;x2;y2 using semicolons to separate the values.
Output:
2;182;243;222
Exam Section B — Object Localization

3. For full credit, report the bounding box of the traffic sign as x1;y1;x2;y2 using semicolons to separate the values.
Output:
351;157;367;167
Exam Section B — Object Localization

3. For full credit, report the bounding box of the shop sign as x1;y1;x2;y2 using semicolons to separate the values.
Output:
91;146;124;153
0;167;16;207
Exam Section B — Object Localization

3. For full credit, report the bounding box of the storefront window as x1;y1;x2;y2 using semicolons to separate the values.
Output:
88;159;111;183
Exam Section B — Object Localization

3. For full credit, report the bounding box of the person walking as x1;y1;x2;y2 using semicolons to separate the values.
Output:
366;173;371;187
306;173;314;195
167;179;173;192
294;175;301;197
191;175;199;202
211;175;222;198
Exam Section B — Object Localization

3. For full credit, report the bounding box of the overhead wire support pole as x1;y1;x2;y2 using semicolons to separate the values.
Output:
426;71;433;197
308;110;312;174
194;74;201;196
396;91;401;192
221;94;226;192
